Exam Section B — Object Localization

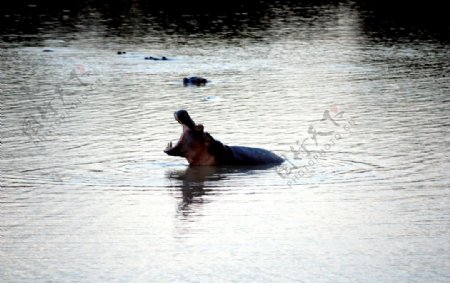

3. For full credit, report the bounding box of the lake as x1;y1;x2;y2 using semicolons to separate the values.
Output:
1;0;449;282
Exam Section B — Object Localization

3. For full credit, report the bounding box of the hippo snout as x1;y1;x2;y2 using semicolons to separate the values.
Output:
164;110;197;158
174;110;196;129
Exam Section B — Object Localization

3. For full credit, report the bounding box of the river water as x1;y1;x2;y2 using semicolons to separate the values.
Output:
1;1;449;282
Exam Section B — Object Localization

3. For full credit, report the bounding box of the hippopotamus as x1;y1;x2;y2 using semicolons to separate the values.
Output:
183;77;207;86
164;110;284;166
145;56;168;60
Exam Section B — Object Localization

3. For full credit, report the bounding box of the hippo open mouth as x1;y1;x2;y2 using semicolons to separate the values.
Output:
164;110;196;156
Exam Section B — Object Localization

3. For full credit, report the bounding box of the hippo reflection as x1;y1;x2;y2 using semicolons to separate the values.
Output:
164;110;284;166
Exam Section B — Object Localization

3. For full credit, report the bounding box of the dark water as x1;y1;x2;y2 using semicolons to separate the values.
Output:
1;1;449;282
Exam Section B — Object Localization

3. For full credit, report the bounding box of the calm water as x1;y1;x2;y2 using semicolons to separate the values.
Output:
1;1;449;282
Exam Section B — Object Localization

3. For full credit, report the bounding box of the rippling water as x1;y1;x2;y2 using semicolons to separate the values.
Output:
1;1;449;282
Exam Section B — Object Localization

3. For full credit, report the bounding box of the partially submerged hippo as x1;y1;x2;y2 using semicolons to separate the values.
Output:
164;110;284;166
183;77;207;86
145;56;168;60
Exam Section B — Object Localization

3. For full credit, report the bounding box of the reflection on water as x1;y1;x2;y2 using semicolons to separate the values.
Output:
168;166;222;213
1;1;449;282
168;165;281;215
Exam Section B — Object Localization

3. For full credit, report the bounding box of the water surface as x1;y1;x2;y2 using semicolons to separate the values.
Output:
1;1;449;282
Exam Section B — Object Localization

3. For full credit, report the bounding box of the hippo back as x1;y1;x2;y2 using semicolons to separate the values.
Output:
228;146;284;166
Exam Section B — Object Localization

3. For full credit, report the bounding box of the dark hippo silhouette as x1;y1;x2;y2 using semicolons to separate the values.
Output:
117;51;126;55
145;56;168;60
183;77;207;86
164;110;284;166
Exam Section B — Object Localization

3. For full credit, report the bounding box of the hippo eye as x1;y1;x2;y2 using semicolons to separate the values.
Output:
189;131;202;139
194;124;204;132
188;131;205;142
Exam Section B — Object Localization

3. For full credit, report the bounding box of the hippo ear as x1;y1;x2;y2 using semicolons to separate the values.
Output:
194;124;204;132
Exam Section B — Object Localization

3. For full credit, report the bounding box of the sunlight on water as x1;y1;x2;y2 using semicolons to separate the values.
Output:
1;1;449;282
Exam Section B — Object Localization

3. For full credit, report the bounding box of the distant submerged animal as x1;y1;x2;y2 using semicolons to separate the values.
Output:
183;77;207;86
145;56;168;61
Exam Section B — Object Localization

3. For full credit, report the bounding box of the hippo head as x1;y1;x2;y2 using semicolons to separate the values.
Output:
164;110;217;166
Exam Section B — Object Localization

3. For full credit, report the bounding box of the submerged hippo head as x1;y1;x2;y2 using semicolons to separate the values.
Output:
164;110;217;165
183;77;207;86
